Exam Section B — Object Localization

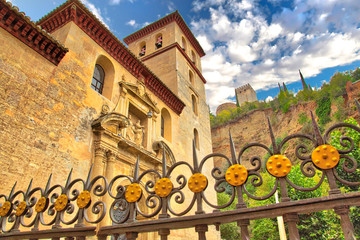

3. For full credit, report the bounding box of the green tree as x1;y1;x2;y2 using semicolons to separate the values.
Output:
252;218;279;240
217;192;241;240
350;67;360;81
333;97;347;122
328;72;353;98
330;117;360;238
287;165;343;239
315;96;331;126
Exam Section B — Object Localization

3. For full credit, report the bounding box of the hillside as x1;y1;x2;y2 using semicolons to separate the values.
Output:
211;100;359;168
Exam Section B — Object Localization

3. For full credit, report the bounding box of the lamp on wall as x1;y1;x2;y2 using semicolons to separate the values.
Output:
147;109;153;118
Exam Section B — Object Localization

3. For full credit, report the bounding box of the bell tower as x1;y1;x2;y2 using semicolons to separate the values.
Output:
124;11;212;159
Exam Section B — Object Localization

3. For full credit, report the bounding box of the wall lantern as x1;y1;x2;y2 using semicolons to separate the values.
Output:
147;109;153;118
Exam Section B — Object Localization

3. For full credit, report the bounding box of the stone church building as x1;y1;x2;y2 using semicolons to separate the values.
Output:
0;0;218;239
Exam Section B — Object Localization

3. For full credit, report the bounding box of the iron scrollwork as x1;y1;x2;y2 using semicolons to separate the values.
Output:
2;110;360;235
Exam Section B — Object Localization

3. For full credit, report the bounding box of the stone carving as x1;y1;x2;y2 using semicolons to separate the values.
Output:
125;116;145;147
137;82;145;96
101;104;110;115
126;115;135;141
133;120;144;146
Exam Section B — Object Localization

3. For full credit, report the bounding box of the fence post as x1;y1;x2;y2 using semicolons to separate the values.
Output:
237;219;250;240
334;206;356;240
125;232;138;240
195;224;208;240
159;228;170;240
283;213;300;240
97;235;107;240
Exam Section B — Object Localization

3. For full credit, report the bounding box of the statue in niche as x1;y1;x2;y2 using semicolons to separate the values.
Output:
133;120;144;146
125;115;144;146
125;115;135;141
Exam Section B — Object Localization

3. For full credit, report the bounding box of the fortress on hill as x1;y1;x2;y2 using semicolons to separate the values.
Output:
215;70;314;115
235;83;258;106
216;83;258;115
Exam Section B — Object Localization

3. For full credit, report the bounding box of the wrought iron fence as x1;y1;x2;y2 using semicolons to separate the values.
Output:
1;112;360;240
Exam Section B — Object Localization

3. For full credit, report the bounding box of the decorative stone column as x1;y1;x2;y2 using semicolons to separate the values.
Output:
146;112;153;151
118;84;128;115
92;146;107;179
90;145;107;223
102;151;117;226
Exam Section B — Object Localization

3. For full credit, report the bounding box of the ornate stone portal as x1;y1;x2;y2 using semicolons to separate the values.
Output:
91;79;173;228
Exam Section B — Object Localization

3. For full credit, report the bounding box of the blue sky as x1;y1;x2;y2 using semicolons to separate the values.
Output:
7;0;360;113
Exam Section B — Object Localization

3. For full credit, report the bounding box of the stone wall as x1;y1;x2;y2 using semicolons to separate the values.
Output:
0;4;218;239
216;102;237;115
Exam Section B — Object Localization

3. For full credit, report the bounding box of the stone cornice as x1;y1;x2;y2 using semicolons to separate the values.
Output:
141;42;207;84
36;0;185;115
0;0;68;65
123;11;205;58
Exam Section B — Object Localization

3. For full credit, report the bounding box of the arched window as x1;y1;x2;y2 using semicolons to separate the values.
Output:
191;95;198;115
91;55;115;100
189;70;194;86
191;50;196;65
139;42;146;56
155;34;163;49
91;64;105;94
193;128;199;150
161;108;172;142
161;115;165;137
181;37;187;52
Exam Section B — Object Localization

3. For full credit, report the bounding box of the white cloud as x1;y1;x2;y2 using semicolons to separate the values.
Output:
126;19;137;27
167;1;175;12
81;0;110;29
142;22;150;27
109;0;121;4
189;0;360;113
228;41;257;63
126;19;150;29
192;0;226;12
196;35;214;52
109;0;135;5
266;96;274;102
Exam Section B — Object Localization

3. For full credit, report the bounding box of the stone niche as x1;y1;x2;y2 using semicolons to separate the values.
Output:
126;102;149;148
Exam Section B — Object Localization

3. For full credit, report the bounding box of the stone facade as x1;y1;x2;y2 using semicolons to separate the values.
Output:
235;83;258;106
0;1;217;239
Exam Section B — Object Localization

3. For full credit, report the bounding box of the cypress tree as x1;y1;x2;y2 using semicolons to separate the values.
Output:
283;82;288;92
299;69;308;90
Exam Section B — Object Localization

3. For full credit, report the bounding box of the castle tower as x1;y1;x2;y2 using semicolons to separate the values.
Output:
235;83;258;106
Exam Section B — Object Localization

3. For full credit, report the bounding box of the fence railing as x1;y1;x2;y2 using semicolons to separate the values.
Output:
1;112;360;240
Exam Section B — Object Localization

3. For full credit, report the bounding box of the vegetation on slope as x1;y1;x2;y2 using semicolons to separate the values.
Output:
217;117;360;239
210;67;360;128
